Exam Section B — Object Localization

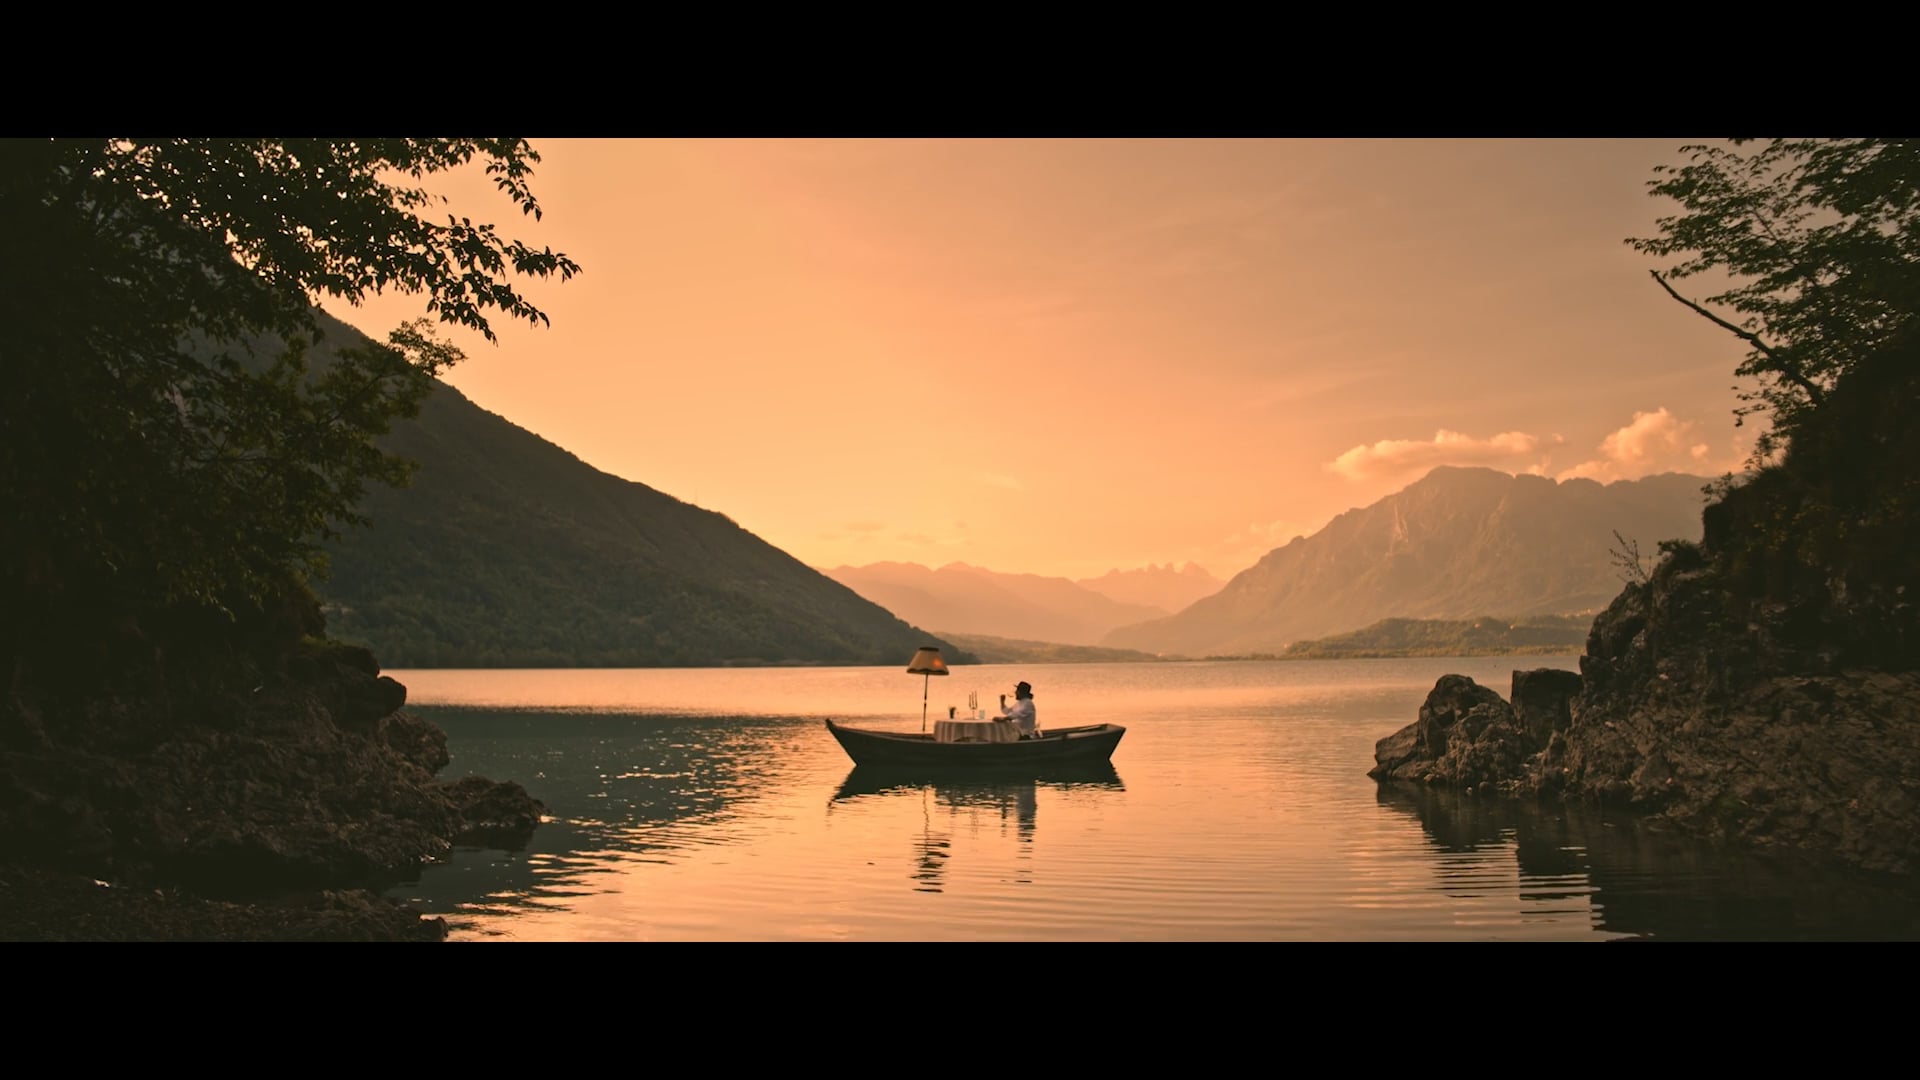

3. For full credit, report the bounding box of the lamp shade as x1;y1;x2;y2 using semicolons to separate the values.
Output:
906;646;949;676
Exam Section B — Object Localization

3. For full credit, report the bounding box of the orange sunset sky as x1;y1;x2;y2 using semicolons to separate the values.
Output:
335;138;1754;581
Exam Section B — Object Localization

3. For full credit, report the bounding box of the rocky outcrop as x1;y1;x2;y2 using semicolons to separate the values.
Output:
1372;571;1920;876
1554;549;1920;875
1370;669;1578;794
1372;328;1920;880
0;636;543;940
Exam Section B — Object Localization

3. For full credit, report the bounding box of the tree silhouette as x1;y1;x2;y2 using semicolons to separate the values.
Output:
0;139;580;641
1626;139;1920;464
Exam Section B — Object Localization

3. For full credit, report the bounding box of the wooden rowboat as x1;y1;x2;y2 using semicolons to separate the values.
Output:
824;718;1125;769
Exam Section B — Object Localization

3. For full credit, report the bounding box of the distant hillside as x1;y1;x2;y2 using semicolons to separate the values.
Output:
1273;614;1591;660
309;311;968;668
1076;562;1222;614
822;561;1165;646
935;632;1166;665
1105;466;1710;657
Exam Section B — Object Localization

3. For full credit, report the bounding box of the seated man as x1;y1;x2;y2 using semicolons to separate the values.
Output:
999;681;1038;739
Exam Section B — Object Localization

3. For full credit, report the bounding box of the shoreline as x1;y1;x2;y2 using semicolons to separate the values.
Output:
0;862;447;942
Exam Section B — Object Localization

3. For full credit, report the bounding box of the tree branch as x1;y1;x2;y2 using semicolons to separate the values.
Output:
1650;270;1826;408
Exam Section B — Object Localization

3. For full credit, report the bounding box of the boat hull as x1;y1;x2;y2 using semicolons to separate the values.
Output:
825;719;1125;769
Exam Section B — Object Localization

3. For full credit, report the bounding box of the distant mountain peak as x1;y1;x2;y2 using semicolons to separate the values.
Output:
1103;466;1714;658
1413;464;1709;493
1086;560;1218;580
1072;561;1224;616
1410;464;1525;489
824;560;1172;647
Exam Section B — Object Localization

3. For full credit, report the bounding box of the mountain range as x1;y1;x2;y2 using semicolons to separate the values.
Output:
818;561;1218;647
306;312;1713;670
1277;614;1593;659
1102;466;1712;657
1075;562;1222;613
307;310;967;668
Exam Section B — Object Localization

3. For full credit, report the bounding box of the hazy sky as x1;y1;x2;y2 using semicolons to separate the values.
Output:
335;138;1756;581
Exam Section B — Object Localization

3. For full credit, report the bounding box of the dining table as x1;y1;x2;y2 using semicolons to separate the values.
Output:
933;718;1021;744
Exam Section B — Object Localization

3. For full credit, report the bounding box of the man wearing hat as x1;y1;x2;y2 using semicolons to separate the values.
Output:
998;680;1038;739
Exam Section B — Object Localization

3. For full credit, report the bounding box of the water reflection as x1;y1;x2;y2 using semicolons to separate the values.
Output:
388;709;814;925
1376;782;1920;941
831;761;1125;802
830;763;1125;893
384;661;1920;940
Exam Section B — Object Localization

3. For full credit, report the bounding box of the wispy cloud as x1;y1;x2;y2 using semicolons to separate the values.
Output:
844;521;885;533
977;291;1086;324
1239;359;1384;412
1123;186;1309;239
897;531;968;548
1328;429;1554;482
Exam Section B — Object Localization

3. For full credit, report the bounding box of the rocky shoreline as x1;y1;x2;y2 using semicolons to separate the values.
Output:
0;636;543;941
0;862;450;941
1370;537;1920;882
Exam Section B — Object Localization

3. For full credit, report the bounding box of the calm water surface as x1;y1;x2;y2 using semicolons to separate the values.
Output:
382;658;1920;941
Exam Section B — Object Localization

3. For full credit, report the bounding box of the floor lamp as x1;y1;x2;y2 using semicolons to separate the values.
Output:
907;645;949;732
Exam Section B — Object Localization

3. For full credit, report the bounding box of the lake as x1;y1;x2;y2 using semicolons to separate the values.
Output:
381;657;1920;941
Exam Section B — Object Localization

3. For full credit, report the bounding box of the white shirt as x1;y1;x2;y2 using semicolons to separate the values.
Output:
1002;696;1037;736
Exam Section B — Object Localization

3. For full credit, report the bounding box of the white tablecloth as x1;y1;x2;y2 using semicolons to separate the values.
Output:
934;719;1020;744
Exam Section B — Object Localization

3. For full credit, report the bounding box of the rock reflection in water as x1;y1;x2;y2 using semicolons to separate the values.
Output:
387;709;809;925
831;763;1124;893
1375;782;1920;941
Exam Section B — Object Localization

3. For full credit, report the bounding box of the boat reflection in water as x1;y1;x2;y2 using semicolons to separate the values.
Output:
829;762;1125;893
